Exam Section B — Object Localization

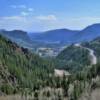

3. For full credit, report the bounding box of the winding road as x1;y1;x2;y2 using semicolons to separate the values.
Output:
75;43;97;65
54;43;97;77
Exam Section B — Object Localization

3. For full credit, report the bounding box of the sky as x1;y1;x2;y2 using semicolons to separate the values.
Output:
0;0;100;32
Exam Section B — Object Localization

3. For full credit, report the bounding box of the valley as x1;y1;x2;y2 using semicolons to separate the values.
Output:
0;33;100;100
0;24;100;100
1;0;100;99
1;24;100;58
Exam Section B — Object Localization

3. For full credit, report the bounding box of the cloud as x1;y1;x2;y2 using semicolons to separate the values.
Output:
21;12;29;16
0;16;33;31
10;5;34;12
28;8;34;12
10;5;26;9
36;15;57;21
10;5;34;17
0;15;57;31
1;16;24;20
1;15;100;31
19;5;26;9
20;8;34;16
63;17;100;29
20;9;34;16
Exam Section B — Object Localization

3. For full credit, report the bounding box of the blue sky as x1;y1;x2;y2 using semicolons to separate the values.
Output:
0;0;100;31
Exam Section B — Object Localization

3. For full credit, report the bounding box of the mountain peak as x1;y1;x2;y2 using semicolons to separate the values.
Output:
85;23;100;29
45;28;79;33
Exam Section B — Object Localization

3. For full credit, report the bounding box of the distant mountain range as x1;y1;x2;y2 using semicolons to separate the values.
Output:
73;23;100;42
29;29;79;44
30;23;100;44
1;23;100;49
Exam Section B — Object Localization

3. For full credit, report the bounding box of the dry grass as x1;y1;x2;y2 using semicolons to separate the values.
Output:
0;95;34;100
79;88;100;100
90;88;100;100
0;87;68;100
0;95;22;100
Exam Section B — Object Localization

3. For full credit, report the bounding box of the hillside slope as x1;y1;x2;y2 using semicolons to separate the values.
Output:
82;37;100;60
0;34;100;100
0;34;54;95
0;30;31;42
74;24;100;42
0;30;34;50
55;45;91;72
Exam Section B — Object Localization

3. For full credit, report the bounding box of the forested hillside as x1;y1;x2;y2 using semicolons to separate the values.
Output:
55;45;91;72
0;34;54;95
0;34;100;100
82;37;100;60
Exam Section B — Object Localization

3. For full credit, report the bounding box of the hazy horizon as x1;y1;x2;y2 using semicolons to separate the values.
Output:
1;0;100;31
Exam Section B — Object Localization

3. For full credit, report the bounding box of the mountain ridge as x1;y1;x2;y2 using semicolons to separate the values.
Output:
1;23;100;51
28;23;100;46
